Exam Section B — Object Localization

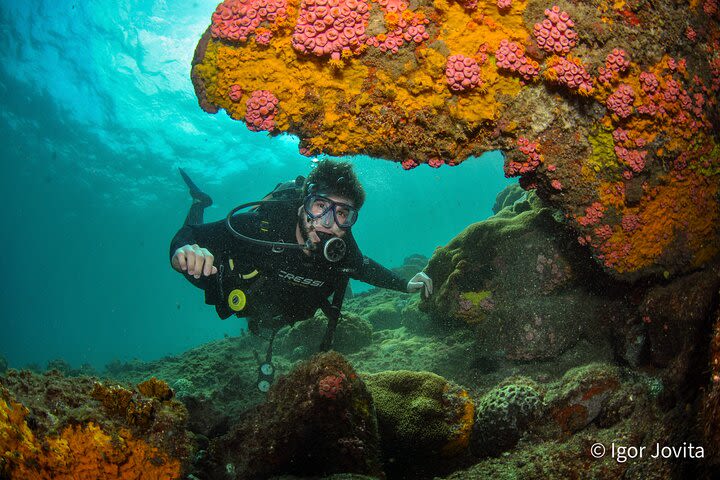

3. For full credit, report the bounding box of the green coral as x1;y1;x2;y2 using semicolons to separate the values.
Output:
364;370;452;451
460;291;492;305
363;370;472;475
587;128;622;176
692;142;720;177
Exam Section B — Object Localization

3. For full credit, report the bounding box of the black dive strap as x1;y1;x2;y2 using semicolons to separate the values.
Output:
318;275;350;352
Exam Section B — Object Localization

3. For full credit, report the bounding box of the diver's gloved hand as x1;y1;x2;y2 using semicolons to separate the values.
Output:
407;271;433;298
172;244;218;279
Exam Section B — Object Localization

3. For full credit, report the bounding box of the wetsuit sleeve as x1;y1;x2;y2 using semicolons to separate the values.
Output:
169;212;260;289
351;256;408;292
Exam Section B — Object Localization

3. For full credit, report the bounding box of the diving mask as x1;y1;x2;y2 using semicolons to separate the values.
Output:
303;194;358;229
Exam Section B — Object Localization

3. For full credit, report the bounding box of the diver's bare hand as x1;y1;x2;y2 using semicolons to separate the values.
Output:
172;244;218;279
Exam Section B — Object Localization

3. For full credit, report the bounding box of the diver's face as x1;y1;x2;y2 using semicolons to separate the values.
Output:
299;193;354;243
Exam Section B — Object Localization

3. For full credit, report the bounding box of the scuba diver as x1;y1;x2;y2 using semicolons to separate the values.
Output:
170;159;433;390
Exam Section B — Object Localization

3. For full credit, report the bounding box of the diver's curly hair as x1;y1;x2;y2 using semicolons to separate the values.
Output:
303;159;366;209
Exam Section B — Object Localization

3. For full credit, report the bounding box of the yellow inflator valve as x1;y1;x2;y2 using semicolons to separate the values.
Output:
228;289;247;311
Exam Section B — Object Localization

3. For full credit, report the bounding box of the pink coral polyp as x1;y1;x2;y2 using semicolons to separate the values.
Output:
445;54;481;91
578;202;604;227
246;90;279;132
505;137;542;176
598;48;630;83
318;372;346;400
533;6;577;55
366;3;429;54
293;0;370;58
495;39;539;82
228;84;244;102
639;71;659;94
212;0;288;43
401;158;419;169
607;84;635;118
548;57;593;94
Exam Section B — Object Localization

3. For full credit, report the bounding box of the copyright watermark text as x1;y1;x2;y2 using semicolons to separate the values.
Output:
590;442;705;463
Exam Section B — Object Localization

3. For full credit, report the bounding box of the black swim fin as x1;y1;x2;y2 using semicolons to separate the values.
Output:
178;167;213;208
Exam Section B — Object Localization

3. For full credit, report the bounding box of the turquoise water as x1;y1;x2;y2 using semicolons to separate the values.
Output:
0;0;514;370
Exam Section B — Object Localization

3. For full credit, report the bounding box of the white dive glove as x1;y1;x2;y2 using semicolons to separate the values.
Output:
407;271;433;298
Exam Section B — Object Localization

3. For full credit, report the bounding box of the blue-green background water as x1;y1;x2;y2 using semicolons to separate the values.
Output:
0;0;514;371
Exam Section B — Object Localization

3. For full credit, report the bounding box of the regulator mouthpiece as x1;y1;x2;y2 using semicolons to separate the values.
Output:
307;233;346;262
323;236;346;263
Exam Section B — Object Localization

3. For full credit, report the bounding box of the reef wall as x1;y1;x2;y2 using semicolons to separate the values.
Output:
191;0;720;280
0;372;193;479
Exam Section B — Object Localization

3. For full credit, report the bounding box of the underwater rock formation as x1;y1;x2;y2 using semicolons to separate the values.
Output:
702;297;720;466
0;370;192;479
277;311;374;358
545;363;620;434
191;0;719;279
491;183;525;214
421;191;620;363
421;186;720;436
442;367;677;479
639;265;720;371
205;351;383;479
35;289;715;479
345;289;426;331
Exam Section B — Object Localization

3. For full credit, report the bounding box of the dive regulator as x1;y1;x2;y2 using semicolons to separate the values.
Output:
225;201;346;262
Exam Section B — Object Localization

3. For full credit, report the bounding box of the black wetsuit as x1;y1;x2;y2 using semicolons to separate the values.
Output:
170;202;407;327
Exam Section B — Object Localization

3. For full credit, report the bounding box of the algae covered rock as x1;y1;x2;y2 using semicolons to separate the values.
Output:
363;370;474;476
471;377;543;456
0;370;193;479
423;199;570;322
277;312;373;359
208;352;382;479
422;196;616;363
492;184;526;215
546;363;621;434
345;289;420;331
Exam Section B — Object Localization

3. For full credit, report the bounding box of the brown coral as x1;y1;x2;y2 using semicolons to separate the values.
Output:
137;377;174;401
